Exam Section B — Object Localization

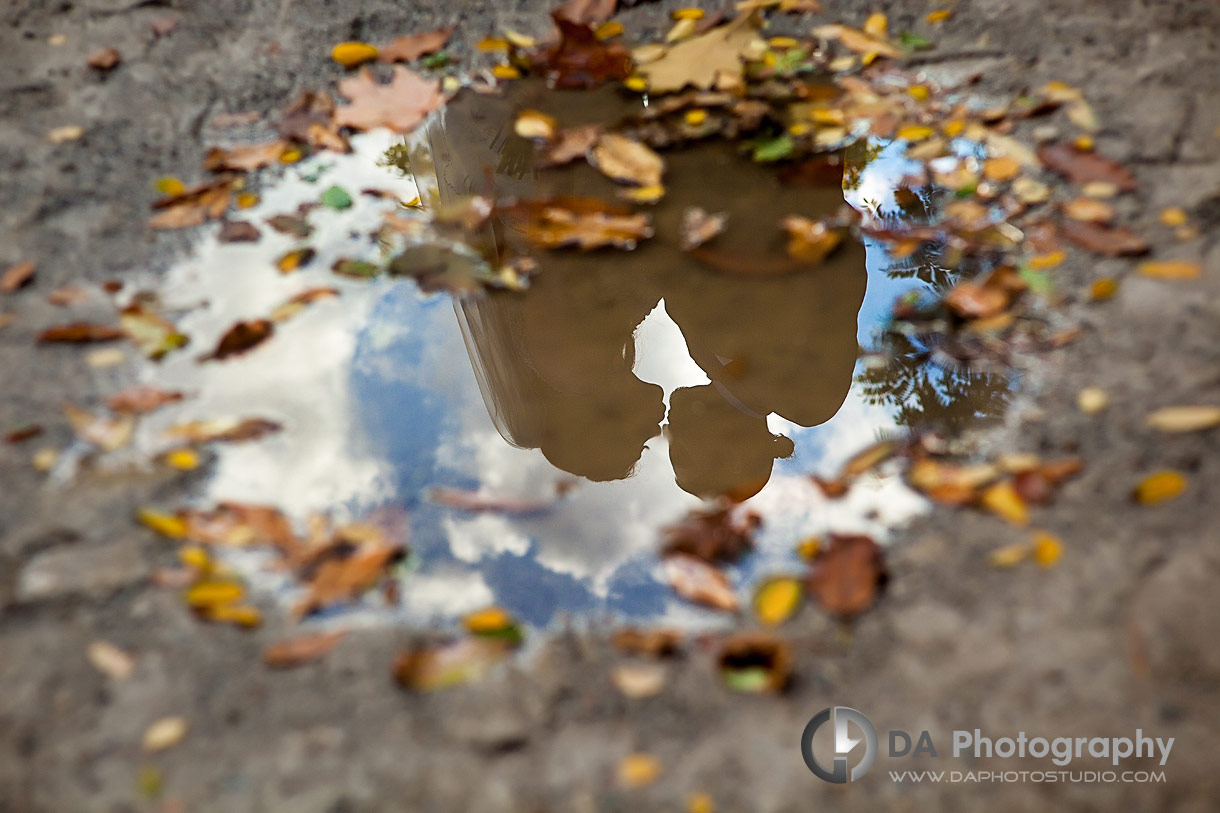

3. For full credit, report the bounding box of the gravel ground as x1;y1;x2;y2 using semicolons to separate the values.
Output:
2;0;1220;810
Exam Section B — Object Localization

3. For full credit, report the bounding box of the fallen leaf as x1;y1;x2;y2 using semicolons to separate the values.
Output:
1032;531;1063;567
1077;386;1109;414
618;753;662;789
331;41;380;68
263;630;348;668
87;47;121;70
107;386;186;414
611;627;683;657
275;247;317;274
988;541;1029;568
980;480;1030;526
1062;197;1114;224
47;125;84;143
63;403;134;451
752;576;803;627
200;319;274;361
555;0;618;24
663;554;740;611
499;198;653;250
334;67;444;134
1;261;35;293
637;15;763;93
378;26;455;62
716;632;791;693
393;637;511;690
1145;405;1220;433
943;280;1009;319
906;459;1000;503
812;23;902;58
590;134;665;186
427;486;554;516
175;502;298;551
807;534;886;618
661;504;758;563
119;302;189;359
38;323;125;343
534;15;633;89
611;663;666;698
148;177;235;230
319;185;353;210
265;213;313;238
278;90;351;153
781;215;845;265
217;220;261;243
87;640;135;680
5;425;43;444
1037;142;1136;191
184;579;244;609
203;141;289;173
1137;260;1201;280
295;534;406;617
463;606;524;643
1158;207;1188;227
269;287;340;323
332;258;381;278
1060;219;1148;256
46;285;89;306
539;124;603;166
165;417;282;445
142;717;188;752
679;207;728;251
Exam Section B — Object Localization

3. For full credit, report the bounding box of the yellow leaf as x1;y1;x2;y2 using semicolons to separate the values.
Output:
863;12;887;38
463;606;515;634
687;792;716;813
278;147;303;164
205;603;262;628
988;542;1030;568
1134;470;1187;505
684;109;708;126
164;448;201;470
184;579;244;609
752;577;803;627
1076;386;1109;415
503;30;535;48
491;64;521;79
897;124;934;142
155;177;185;196
138;508;187;539
1090;278;1118;300
624;75;648;92
477;37;508;52
1137;260;1202;280
926;9;954;23
618;753;662;789
178;546;212;572
236;192;260;209
1145;406;1220;433
672;7;705;19
142;717;188;752
595;21;624;40
513;110;557;141
812;23;903;58
796;537;821;561
619;184;666;204
1029;250;1065;269
982;156;1020;182
331;41;379;68
1032;532;1063;568
1158;207;1188;227
980;481;1029;526
666;17;699;43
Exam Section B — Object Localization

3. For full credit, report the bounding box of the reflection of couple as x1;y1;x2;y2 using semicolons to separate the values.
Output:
417;80;867;500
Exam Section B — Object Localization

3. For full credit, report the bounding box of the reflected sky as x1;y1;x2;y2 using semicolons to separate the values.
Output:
127;91;998;629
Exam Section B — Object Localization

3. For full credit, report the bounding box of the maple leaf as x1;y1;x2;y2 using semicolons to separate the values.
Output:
378;26;455;62
534;15;632;89
636;15;764;93
334;67;444;134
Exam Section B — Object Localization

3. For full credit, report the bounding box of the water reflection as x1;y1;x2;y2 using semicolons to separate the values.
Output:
134;82;1012;628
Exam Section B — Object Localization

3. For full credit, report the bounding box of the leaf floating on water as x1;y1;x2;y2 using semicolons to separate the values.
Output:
38;323;125;343
294;523;407;617
332;258;381;279
590;133;665;186
275;247;317;274
393;637;512;691
661;504;758;563
265;213;313;239
217;220;261;243
1145;405;1220;433
499;198;653;251
269;287;340;323
378;25;455;63
107;386;186;414
679;206;728;251
184;579;245;609
1076;386;1109;415
463;606;525;645
988;541;1030;568
663;553;740;611
1060;219;1148;256
63;403;135;451
1037;142;1136;191
539;124;603;166
165;417;282;445
148;177;235;230
427;486;555;516
807;534;886;619
716;632;791;693
119;302;189;359
781;215;844;264
1;260;35;293
533;15;633;90
1062;197;1115;224
943;280;1009;319
636;15;763;93
334;67;445;134
1134;470;1186;505
1137;260;1201;280
752;576;803;627
513;109;559;141
263;630;348;668
204;141;290;173
200;319;274;361
319;185;353;210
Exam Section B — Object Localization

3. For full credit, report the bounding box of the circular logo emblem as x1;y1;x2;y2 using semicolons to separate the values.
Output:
801;706;878;783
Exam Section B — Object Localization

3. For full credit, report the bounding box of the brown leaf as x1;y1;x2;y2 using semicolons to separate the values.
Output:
296;540;406;617
200;319;274;361
1061;219;1148;256
334;67;444;134
590;133;665;186
807;534;886;619
1;261;35;293
663;553;740;611
87;47;121;71
661;504;758;563
178;502;300;552
5;425;43;444
943;280;1009;319
499;198;653;250
265;213;313;238
63;403;135;451
534;15;633;90
538;124;603;166
269;287;340;323
1037;142;1136;191
637;16;762;93
278;91;351;153
119;302;189;359
107;386;186;414
38;323;125;343
217;220;261;243
554;0;618;24
781;215;845;264
679;207;728;251
906;458;1001;504
812;23;902;58
716;632;792;693
263;630;348;668
148;177;235;230
1062;197;1115;224
204;142;289;173
378;26;455;62
46;285;89;306
610;627;683;657
165;417;282;445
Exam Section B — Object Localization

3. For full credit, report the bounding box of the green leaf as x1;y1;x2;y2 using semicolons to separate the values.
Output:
331;258;381;278
1018;266;1053;297
320;185;353;210
898;31;933;51
751;135;795;163
421;51;451;69
721;666;771;693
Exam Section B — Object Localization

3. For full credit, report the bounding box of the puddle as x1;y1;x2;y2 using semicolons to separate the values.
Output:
120;79;1012;629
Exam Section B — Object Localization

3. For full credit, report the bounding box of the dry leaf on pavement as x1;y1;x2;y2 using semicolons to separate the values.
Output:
264;630;348;668
637;15;763;93
334;67;445;134
378;26;455;62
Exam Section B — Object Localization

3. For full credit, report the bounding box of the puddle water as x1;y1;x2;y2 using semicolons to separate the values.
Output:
124;80;1012;629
